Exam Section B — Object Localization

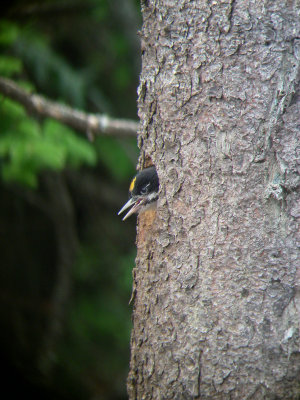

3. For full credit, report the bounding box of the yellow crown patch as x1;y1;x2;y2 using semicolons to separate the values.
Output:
129;176;136;192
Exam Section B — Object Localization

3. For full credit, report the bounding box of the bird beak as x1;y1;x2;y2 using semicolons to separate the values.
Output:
118;198;144;221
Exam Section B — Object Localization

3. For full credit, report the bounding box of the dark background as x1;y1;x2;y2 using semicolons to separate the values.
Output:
0;1;141;398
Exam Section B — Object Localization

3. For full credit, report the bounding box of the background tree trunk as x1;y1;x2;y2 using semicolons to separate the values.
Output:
128;0;300;399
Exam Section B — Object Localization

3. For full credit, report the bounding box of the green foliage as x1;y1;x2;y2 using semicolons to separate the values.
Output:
57;243;135;391
95;136;136;181
0;21;22;77
0;98;97;187
44;119;97;168
0;19;138;189
0;55;22;77
15;35;88;109
0;20;94;187
0;4;141;399
0;19;19;45
92;0;109;21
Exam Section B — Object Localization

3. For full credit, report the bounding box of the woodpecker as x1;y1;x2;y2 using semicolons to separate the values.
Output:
118;166;159;221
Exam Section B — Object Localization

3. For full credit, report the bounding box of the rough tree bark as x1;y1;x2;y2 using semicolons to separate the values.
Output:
128;1;300;399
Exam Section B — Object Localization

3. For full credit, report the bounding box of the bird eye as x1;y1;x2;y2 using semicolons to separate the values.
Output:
141;183;150;195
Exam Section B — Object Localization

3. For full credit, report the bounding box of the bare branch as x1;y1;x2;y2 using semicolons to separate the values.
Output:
0;77;138;138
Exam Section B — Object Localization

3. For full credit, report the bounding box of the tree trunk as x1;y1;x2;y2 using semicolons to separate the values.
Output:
128;0;300;399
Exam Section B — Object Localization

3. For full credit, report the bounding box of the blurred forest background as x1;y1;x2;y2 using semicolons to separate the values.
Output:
0;1;141;399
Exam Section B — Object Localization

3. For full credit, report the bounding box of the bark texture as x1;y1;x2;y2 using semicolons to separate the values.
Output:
128;0;300;399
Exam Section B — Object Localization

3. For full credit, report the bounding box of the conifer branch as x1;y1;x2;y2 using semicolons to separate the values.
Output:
0;77;138;139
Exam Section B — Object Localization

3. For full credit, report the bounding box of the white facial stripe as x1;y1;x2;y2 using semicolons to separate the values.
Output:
146;192;159;202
